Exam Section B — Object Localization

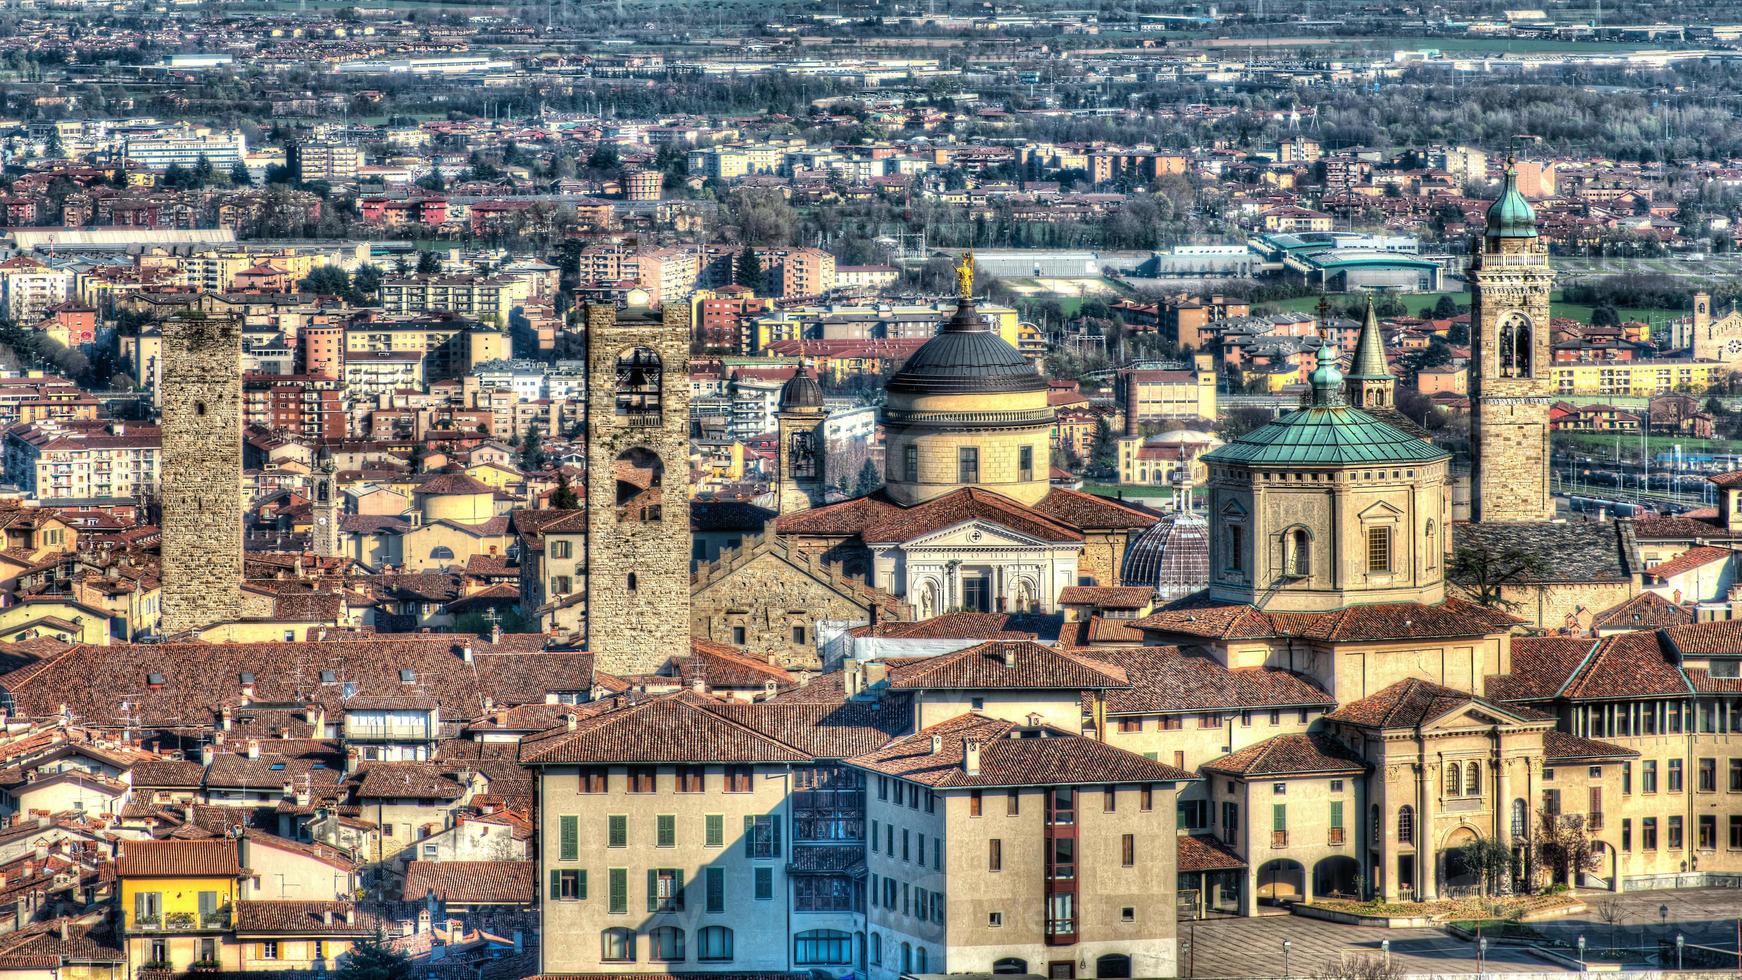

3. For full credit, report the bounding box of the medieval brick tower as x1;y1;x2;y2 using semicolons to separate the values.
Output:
312;452;340;559
584;293;691;675
775;361;826;515
160;314;245;633
1470;161;1555;523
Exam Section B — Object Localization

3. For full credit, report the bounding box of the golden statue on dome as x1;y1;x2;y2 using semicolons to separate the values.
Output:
954;251;974;299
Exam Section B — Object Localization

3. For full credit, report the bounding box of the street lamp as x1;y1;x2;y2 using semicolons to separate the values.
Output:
1478;937;1488;978
1381;939;1390;971
1677;932;1685;971
1578;935;1586;969
1282;939;1292;980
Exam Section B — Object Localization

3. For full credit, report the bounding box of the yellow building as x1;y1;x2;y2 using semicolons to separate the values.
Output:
118;840;243;972
1551;358;1725;397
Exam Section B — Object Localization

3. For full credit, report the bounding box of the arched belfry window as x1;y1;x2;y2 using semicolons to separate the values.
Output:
788;430;817;479
615;347;663;422
615;447;664;522
1284;527;1311;579
1498;312;1533;378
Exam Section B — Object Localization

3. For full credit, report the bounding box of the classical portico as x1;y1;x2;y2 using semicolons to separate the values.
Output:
873;517;1080;617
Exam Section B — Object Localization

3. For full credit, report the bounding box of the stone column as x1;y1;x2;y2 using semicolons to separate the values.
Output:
1418;750;1438;901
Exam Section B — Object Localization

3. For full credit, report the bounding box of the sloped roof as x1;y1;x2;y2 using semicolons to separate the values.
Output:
845;712;1193;788
1134;597;1518;643
401;861;534;905
116;839;242;878
518;692;812;765
1450;519;1635;584
1327;678;1550;729
1543;730;1638;763
1203;733;1369;777
1201;403;1448;467
1076;647;1332;713
886;640;1128;691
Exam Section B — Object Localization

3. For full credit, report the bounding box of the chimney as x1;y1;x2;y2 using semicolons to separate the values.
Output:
246;739;259;760
865;661;890;686
964;740;982;776
305;705;319;726
929;734;942;755
461;645;473;664
1002;645;1017;668
691;676;705;693
57;919;66;941
200;743;214;766
344;747;359;774
323;908;333;926
763;679;778;699
344;906;354;926
1027;712;1043;728
491;620;502;645
565;712;577;732
843;659;863;697
220;706;232;731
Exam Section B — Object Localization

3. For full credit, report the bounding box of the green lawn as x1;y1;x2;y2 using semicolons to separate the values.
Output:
1267;293;1465;317
1264;290;1681;327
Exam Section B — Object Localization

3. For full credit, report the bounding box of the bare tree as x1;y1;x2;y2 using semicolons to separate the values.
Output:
1594;896;1627;954
1535;811;1600;890
1317;952;1405;980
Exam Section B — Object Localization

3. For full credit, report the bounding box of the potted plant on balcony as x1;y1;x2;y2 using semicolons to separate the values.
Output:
165;911;197;931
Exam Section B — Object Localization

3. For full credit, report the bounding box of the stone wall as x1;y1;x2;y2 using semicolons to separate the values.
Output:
1469;242;1555;523
160;314;245;633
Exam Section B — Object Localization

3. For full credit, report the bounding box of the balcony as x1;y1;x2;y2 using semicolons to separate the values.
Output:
130;910;232;933
1588;812;1604;832
1271;830;1288;848
1328;827;1345;846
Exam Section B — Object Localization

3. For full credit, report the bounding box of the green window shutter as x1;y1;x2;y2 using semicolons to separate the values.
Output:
608;814;626;848
647;868;658;911
657;814;675;847
559;815;578;861
1273;803;1287;833
705;813;723;847
706;867;724;912
549;870;560;900
1329;801;1344;830
673;869;685;909
577;870;587;900
772;815;782;857
608;868;626;914
743;815;755;856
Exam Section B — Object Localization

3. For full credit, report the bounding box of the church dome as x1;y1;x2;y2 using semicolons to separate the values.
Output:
1121;511;1210;601
886;298;1046;396
779;361;825;411
1485;164;1538;239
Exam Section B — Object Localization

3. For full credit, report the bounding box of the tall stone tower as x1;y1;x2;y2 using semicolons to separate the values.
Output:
1344;295;1396;411
160;314;245;634
312;452;340;559
584;293;691;675
1470;160;1555;523
775;361;826;514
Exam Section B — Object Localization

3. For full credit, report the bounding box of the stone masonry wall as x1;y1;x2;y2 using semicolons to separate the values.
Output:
159;314;245;633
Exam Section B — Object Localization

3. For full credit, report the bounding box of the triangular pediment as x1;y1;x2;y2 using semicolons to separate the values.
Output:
1358;499;1404;521
907;518;1054;550
1422;699;1535;732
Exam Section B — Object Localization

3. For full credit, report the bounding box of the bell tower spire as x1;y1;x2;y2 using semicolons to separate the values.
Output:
1345;294;1395;410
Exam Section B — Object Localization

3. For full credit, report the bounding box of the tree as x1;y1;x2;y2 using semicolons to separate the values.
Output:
551;470;579;509
853;457;881;497
1456;835;1517;897
349;263;383;304
1535;811;1600;891
415;250;441;275
1433;294;1460;318
519;424;545;472
1089;416;1119;477
230;160;253;186
736;246;762;288
335;934;412;980
300;266;351;297
1448;539;1548;610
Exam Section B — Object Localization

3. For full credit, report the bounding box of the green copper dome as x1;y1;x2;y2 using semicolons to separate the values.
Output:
1485;164;1538;239
1203;403;1450;467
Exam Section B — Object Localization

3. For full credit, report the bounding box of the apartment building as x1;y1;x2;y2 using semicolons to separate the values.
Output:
243;374;348;441
291;142;364;184
342;316;509;381
122;130;247;170
1116;354;1218;425
0;256;73;324
380;274;515;323
4;419;162;503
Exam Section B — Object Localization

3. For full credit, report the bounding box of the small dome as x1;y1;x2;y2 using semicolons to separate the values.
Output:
779;362;824;411
1122;512;1210;600
1485;165;1538;239
886;298;1046;397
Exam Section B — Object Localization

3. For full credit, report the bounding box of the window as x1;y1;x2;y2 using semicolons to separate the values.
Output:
552;869;585;900
608;815;627;848
550;539;572;559
1019;445;1034;481
1285;527;1310;577
725;766;752;793
429;545;455;561
1643;817;1659;850
1329;801;1345;845
705;813;723;847
905;445;919;483
1445;762;1461;796
970;790;982;816
698;926;734;962
1272;803;1287;846
989;912;1004;928
1670;815;1684;849
1398;805;1414;844
559;815;578;860
1644;760;1658;793
731;625;745;644
1465;762;1480;797
1732;816;1742;850
792;625;806;645
1700;758;1717;792
133;891;162;925
1622;818;1632;852
650;927;684;962
677;766;704;793
1121;834;1135;867
1623;762;1633;795
552;576;572;595
745;815;781;858
753;866;774;901
958;447;979;483
1670;759;1684;793
629;769;656;793
1141;785;1154;811
258;941;278;961
608;868;628;913
795;930;852;966
1104;787;1117;812
580;770;607;793
1227;524;1244;573
1731;759;1742;792
601;928;635;963
1366;526;1391;573
1007;789;1020;815
648;869;684;911
989;838;1002;871
1700;815;1717;850
1117;717;1141;733
704;867;726;913
1511;799;1527;840
657;814;676;847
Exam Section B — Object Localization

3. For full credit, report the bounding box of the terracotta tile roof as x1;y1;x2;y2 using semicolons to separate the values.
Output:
1134;597;1518;643
1685;667;1742;693
116;839;242;878
1450;520;1634;584
1630;515;1732;541
351;763;466;801
401;861;534;905
1203;732;1369;777
680;640;795;688
1643;545;1732;582
1081;616;1147;645
702;700;909;759
234;901;378;935
1486;637;1596;702
1590;592;1694;631
845;713;1194;788
1560;630;1692;700
1030;487;1159;531
1657;620;1742;655
886;640;1128;691
1326;678;1551;729
131;759;207;789
1076;647;1332;714
1543;730;1639;763
0;920;122;967
849;611;1063;642
1709;470;1742;488
415;472;496;496
518;692;812;765
1057;586;1153;607
774;487;1083;543
1177;834;1246;873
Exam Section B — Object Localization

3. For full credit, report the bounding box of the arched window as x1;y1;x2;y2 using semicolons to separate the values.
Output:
917;947;927;973
697;927;733;962
1465;761;1481;797
601;928;636;963
429;545;455;561
871;934;882;967
788;430;817;479
1096;954;1133;979
901;943;912;974
1511;798;1528;840
614;447;664;522
1445;762;1462;797
1498;312;1533;378
1398;805;1414;845
649;927;684;962
795;930;852;966
994;959;1029;975
615;347;662;419
1285;527;1310;578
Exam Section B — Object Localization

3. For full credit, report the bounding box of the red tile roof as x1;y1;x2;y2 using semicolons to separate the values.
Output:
844;713;1194;788
1590;592;1694;631
1204;732;1369;777
886;641;1128;691
1630;515;1732;541
1076;647;1332;714
1486;637;1596;703
1178;834;1246;873
401;861;534;905
234;901;378;935
115;839;242;878
1134;598;1518;643
518;692;812;765
1058;586;1153;607
1559;630;1692;701
1543;730;1638;763
1327;678;1551;729
1643;546;1731;582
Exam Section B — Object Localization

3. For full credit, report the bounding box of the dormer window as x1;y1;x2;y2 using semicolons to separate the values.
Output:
399;669;416;684
320;670;337;685
239;672;256;686
146;673;165;688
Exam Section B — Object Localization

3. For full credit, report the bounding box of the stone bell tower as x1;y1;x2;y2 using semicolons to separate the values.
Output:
312;451;340;559
775;361;827;515
584;291;691;675
1470;160;1555;523
159;314;245;634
